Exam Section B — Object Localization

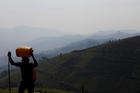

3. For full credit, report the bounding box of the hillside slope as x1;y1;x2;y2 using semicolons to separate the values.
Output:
36;36;140;93
40;38;113;58
1;36;140;93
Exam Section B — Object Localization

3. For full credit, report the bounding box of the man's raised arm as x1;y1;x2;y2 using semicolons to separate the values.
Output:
8;51;21;66
31;51;38;67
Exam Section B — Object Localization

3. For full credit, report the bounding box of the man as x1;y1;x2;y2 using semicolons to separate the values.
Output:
8;51;38;93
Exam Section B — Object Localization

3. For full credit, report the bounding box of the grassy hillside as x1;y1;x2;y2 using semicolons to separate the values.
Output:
0;88;74;93
1;36;140;93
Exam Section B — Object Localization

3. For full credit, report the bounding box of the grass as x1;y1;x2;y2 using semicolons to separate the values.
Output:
0;88;75;93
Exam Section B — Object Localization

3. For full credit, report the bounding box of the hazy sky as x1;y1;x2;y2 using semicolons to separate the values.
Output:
0;0;140;34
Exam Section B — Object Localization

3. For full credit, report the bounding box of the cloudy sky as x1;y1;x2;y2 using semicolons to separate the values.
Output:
0;0;139;34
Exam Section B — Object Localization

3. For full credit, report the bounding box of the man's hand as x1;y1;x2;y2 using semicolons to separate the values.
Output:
8;51;11;57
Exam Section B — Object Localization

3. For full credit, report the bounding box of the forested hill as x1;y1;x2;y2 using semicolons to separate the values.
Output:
1;36;140;93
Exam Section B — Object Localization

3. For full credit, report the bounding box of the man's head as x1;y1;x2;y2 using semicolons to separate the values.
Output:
21;57;29;63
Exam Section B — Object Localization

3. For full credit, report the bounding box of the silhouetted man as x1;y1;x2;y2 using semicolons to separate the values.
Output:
8;51;38;93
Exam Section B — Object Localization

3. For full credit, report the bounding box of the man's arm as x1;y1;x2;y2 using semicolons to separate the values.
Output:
8;51;21;66
31;50;38;67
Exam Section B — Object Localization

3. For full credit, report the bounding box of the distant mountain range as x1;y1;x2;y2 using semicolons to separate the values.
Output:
0;27;139;57
38;31;140;58
0;29;140;68
39;38;113;58
26;29;140;53
27;35;88;52
1;35;140;93
0;26;68;56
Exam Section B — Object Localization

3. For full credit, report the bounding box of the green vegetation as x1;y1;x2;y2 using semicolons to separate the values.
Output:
1;36;140;93
0;88;74;93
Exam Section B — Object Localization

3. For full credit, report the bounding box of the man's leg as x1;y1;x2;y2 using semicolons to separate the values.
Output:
18;81;26;93
27;82;35;93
